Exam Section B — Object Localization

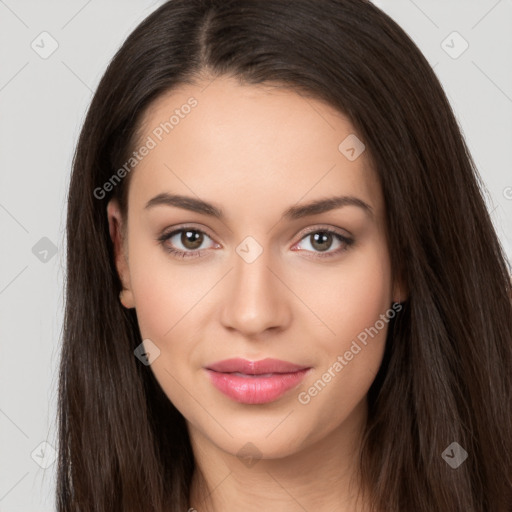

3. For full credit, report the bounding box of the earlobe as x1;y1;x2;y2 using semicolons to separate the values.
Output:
106;198;135;309
393;279;409;305
118;289;134;309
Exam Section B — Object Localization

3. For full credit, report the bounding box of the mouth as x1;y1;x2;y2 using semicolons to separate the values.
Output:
204;358;311;404
206;357;309;375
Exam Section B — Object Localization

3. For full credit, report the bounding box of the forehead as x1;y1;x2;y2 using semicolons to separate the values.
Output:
128;76;382;220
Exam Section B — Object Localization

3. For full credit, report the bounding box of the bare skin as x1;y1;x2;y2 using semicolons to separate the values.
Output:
107;75;405;512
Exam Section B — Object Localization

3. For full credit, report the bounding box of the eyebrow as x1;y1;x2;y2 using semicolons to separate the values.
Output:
144;193;373;220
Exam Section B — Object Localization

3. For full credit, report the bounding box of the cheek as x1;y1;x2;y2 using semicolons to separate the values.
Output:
338;253;392;340
296;241;392;408
128;247;202;413
130;266;176;340
127;237;205;340
298;238;392;346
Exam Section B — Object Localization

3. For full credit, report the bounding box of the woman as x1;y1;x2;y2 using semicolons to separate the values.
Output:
57;0;512;510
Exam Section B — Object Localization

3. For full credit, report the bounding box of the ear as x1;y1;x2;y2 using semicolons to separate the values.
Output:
107;198;135;309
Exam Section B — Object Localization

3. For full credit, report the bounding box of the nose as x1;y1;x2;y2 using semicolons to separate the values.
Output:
219;247;292;338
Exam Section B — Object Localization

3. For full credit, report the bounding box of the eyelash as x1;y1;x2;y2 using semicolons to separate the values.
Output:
157;225;354;260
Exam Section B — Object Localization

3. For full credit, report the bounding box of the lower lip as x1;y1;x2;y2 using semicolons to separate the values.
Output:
205;368;310;404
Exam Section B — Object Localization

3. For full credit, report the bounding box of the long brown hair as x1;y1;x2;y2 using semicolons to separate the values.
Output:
58;0;512;510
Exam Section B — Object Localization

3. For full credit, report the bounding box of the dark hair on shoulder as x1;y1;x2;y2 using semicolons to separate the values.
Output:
58;0;512;510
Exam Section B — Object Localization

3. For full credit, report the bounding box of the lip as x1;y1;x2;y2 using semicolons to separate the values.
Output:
205;358;311;404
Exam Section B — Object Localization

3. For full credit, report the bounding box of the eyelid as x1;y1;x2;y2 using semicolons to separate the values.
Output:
295;224;352;239
159;223;218;242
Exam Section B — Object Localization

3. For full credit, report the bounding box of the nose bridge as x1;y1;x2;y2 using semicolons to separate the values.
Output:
219;237;290;335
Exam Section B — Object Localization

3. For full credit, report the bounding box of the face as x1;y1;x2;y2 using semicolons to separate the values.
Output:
108;75;400;461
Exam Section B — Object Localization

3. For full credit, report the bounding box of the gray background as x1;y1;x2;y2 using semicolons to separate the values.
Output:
0;1;511;510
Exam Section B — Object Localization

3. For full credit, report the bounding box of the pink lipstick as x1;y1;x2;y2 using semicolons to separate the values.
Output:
205;358;311;404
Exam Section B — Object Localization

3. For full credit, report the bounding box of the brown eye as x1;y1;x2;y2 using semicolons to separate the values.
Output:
180;229;204;250
309;231;334;252
157;227;217;260
293;228;354;259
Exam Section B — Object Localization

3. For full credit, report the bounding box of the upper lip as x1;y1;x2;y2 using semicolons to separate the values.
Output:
206;358;309;375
